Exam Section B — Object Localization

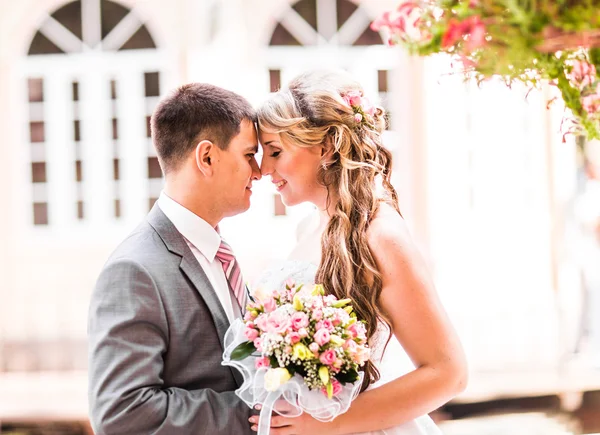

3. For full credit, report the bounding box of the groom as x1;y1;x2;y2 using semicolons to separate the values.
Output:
88;83;261;434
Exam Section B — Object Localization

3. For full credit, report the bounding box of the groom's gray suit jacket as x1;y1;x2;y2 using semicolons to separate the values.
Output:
88;205;252;435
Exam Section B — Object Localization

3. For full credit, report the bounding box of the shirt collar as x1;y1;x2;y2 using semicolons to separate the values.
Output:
157;192;220;262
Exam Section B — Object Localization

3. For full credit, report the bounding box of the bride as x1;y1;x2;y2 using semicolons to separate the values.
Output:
248;70;467;435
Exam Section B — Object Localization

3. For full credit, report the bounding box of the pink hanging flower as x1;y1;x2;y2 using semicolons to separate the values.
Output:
568;60;597;89
462;16;486;52
441;18;464;48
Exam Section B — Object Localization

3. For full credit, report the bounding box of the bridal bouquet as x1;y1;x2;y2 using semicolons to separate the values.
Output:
222;280;369;435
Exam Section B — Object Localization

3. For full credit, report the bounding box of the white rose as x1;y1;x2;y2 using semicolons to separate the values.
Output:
264;368;291;391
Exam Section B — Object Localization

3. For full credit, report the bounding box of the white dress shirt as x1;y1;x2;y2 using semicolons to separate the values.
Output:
157;192;237;323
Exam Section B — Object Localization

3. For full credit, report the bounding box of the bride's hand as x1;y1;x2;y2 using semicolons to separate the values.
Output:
249;412;337;435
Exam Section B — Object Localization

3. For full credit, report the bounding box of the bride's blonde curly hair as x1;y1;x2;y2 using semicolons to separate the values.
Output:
257;70;401;390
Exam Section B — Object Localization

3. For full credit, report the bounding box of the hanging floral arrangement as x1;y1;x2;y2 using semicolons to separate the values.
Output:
371;1;600;140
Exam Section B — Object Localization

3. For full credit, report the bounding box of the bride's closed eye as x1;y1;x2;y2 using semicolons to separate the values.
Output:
269;150;281;158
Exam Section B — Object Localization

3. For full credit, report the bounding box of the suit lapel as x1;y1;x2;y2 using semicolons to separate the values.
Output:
147;204;244;388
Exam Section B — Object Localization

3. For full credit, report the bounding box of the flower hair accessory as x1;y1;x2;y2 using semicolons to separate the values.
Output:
342;91;377;129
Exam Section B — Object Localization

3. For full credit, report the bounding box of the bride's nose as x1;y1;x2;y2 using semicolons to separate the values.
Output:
260;156;274;177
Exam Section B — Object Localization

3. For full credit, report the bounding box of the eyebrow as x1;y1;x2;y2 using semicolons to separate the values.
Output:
262;140;281;147
246;144;259;153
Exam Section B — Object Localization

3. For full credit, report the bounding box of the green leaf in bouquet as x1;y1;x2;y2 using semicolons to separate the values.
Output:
230;341;256;361
335;369;360;385
269;354;279;367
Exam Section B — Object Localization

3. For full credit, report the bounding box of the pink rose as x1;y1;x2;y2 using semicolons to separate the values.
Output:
266;311;291;335
288;331;301;344
253;337;263;352
353;346;370;365
291;312;309;330
311;308;323;322
263;297;277;313
255;314;268;332
298;327;308;338
343;339;357;353
319;349;336;366
244;326;259;341
243;310;257;321
316;319;334;332
255;356;270;369
354;113;363;123
314;328;331;346
441;18;463;48
309;342;319;353
321;378;343;397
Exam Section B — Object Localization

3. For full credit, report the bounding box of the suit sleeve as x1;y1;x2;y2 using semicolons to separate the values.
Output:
88;259;253;435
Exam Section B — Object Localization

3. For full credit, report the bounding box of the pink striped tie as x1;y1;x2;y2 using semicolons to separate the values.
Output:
215;239;247;313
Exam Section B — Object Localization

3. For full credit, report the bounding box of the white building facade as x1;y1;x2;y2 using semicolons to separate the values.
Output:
0;0;579;384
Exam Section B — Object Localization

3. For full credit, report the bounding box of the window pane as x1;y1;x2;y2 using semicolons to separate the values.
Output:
144;72;160;97
28;31;65;55
73;120;81;141
31;162;47;183
269;70;281;93
378;70;388;93
101;0;129;39
119;26;157;51
146;116;152;138
51;0;83;41
112;118;118;140
75;160;82;182
30;122;45;143
336;0;357;30
353;27;383;46
72;81;79;101
147;157;162;178
33;202;49;225
113;159;120;180
28;78;44;103
269;23;303;46
114;199;121;218
292;0;317;32
110;80;117;100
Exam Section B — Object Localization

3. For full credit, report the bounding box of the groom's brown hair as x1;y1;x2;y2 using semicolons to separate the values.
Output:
151;83;256;174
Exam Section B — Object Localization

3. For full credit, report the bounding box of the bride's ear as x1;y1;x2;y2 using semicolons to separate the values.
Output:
195;140;215;176
320;137;335;166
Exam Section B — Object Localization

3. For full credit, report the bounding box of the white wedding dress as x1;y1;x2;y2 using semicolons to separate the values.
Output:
254;260;443;435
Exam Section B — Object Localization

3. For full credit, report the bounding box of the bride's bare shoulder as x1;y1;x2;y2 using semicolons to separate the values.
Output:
367;202;413;251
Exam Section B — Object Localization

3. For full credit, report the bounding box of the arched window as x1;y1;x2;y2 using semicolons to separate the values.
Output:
265;0;399;216
23;0;164;228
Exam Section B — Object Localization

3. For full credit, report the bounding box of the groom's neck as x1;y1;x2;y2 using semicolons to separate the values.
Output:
164;179;222;228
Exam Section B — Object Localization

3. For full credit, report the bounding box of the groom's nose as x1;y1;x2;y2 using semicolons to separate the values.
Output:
251;157;262;181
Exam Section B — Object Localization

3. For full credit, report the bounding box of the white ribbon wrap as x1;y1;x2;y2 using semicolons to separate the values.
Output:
222;318;363;435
